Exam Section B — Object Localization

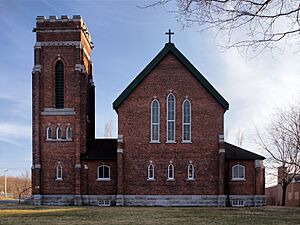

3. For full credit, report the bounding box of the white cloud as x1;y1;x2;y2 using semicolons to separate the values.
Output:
0;123;31;139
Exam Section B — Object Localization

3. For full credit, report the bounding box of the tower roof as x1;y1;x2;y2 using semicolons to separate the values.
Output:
113;43;229;112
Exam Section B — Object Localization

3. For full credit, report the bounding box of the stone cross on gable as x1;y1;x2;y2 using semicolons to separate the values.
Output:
165;29;174;43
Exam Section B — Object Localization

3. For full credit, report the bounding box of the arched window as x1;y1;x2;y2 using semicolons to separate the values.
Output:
232;164;245;180
167;93;175;142
56;127;62;140
46;127;52;140
167;163;175;180
55;60;64;109
97;165;110;181
148;163;155;180
187;163;194;180
66;127;72;140
56;162;63;180
182;99;191;142
151;99;160;142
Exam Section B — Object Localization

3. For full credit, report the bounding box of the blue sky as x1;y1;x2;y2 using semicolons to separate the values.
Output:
0;0;299;177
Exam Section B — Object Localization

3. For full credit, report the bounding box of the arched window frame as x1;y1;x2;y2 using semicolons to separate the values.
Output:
55;60;64;109
167;163;175;181
150;99;160;143
166;93;176;143
46;127;52;140
56;162;63;181
66;127;72;140
56;126;62;140
232;164;246;180
147;163;155;180
182;99;192;143
97;165;111;181
187;163;195;180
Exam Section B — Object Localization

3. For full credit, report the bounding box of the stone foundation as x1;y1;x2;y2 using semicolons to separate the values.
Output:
31;194;265;206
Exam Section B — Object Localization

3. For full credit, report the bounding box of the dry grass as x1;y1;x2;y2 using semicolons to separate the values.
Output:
0;204;299;225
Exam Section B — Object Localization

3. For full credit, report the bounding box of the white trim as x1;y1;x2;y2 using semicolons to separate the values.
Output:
150;99;160;142
166;93;176;142
232;164;245;180
148;163;155;180
97;165;110;180
167;163;175;180
231;200;245;207
56;127;62;140
182;99;191;142
46;127;52;140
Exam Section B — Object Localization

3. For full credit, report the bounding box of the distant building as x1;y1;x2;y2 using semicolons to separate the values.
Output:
31;15;266;206
266;167;300;207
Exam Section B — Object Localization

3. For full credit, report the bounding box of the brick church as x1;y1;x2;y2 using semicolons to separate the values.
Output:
31;15;266;206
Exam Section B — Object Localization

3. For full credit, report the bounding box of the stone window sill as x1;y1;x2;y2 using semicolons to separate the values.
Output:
149;141;160;144
55;178;63;181
181;140;192;144
147;178;155;181
96;178;111;182
231;178;246;182
187;178;195;181
165;141;176;144
167;178;175;181
45;139;72;142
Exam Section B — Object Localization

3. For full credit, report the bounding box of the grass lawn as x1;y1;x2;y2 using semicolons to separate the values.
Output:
0;204;299;225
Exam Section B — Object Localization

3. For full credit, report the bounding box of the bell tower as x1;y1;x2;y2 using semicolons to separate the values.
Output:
31;15;95;205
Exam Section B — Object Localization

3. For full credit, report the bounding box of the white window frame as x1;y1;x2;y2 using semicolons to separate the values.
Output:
46;127;52;140
232;200;245;207
147;163;155;181
182;99;191;143
150;99;160;143
56;126;62;140
187;163;195;180
232;164;246;181
66;127;72;140
167;163;175;181
98;200;111;206
166;93;176;143
97;165;111;181
56;162;63;181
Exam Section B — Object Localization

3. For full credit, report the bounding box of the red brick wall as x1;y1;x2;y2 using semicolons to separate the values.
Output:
118;52;225;195
81;160;117;195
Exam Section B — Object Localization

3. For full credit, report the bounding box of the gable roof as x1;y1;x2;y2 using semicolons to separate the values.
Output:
113;43;229;113
225;142;265;160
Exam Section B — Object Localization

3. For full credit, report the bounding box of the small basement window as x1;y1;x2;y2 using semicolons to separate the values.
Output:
98;200;111;207
232;200;245;207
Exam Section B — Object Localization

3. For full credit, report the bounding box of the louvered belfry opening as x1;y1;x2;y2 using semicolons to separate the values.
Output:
55;60;64;108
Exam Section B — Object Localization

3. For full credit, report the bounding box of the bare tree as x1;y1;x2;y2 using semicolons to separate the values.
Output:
104;119;113;138
235;128;244;147
256;102;300;206
145;0;300;54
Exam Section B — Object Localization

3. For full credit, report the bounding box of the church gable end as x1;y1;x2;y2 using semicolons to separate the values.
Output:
113;43;229;112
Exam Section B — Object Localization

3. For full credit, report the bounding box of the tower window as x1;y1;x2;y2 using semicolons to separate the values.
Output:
66;127;72;140
46;127;52;140
55;60;64;108
56;127;62;140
